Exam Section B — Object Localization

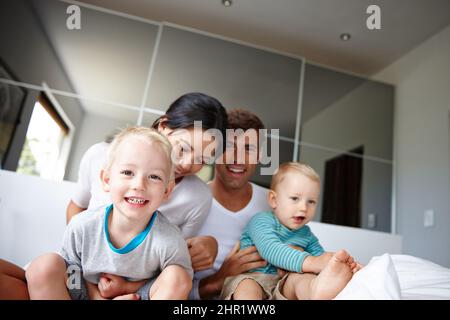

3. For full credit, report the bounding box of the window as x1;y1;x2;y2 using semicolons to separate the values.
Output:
17;92;70;181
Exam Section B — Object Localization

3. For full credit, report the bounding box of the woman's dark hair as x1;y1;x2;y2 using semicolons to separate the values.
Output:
152;92;228;140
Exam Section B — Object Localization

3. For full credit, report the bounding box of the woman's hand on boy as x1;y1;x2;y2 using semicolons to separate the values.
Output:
98;273;146;299
87;279;140;300
98;274;124;298
187;236;219;272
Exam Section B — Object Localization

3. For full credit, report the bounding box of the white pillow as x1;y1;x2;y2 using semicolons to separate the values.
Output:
334;253;401;300
391;255;450;300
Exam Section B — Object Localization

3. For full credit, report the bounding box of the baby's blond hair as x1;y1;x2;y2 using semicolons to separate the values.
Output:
105;126;175;181
270;162;320;191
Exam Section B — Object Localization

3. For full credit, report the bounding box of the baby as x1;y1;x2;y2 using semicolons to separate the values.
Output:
221;162;362;300
26;127;193;300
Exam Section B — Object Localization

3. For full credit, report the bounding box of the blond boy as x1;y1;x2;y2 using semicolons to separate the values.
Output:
221;162;361;300
26;127;193;300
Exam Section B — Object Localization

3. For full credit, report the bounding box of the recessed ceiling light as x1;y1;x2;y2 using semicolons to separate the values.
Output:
340;33;351;41
222;0;233;7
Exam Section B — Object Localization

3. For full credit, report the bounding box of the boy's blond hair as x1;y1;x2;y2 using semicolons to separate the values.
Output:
270;162;320;191
105;126;175;181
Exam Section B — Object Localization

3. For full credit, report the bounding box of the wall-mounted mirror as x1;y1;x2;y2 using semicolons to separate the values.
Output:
1;0;395;233
30;0;159;104
146;25;303;184
299;63;394;232
0;0;159;182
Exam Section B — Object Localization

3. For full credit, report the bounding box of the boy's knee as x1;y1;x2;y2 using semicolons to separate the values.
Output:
163;265;192;293
26;253;66;285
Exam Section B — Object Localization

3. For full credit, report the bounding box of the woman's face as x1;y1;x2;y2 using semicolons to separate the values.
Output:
158;122;217;179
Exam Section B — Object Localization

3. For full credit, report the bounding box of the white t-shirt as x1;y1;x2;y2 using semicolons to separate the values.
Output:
191;182;271;299
71;142;212;239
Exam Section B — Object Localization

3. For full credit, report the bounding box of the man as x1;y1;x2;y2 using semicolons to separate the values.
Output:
190;109;356;300
191;109;271;299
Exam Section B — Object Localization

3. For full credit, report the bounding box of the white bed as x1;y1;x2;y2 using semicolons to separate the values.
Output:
335;253;450;300
1;170;449;300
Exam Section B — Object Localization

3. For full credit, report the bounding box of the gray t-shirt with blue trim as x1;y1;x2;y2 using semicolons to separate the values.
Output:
60;205;193;284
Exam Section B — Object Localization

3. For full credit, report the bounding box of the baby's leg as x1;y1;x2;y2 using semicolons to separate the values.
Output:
282;250;353;300
232;278;265;300
26;253;71;300
281;273;317;300
149;265;192;300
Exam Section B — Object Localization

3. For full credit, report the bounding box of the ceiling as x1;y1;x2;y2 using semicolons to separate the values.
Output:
31;0;450;123
78;0;450;76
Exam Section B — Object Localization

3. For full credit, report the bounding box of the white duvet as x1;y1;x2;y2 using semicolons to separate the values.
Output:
335;254;450;300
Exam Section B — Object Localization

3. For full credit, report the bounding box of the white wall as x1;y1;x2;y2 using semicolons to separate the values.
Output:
0;170;75;267
309;221;401;265
374;24;450;267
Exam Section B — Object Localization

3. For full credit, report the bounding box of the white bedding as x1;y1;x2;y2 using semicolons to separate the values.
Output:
335;254;450;300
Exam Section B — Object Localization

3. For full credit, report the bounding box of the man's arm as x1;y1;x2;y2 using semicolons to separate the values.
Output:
66;200;86;224
198;243;266;299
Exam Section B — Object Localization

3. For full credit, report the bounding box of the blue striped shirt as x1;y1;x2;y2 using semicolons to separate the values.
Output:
240;211;325;275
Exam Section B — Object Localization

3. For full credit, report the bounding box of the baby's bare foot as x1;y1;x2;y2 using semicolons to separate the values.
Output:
352;263;364;273
347;256;357;272
309;250;353;300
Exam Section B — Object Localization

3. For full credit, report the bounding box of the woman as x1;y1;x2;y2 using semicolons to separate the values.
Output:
0;92;227;299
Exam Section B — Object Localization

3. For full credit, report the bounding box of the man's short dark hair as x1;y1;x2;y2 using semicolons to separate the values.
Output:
227;109;265;131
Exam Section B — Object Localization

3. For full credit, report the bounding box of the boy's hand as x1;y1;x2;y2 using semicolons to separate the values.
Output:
187;236;218;272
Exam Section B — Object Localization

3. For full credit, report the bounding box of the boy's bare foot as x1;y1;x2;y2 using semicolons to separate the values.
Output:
309;250;353;300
